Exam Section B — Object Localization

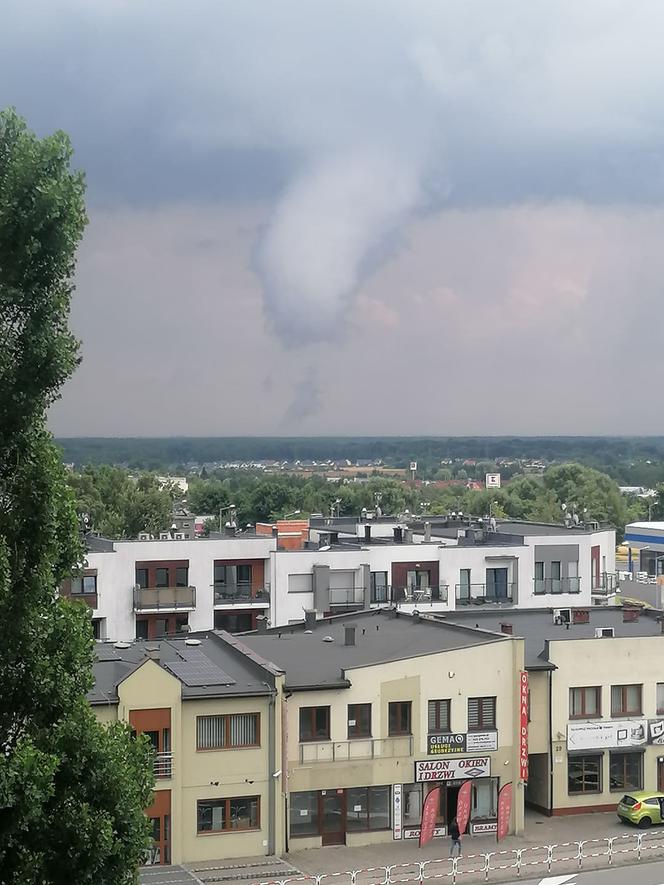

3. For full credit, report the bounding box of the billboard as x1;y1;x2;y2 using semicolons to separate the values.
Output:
415;757;491;782
485;473;501;489
427;731;497;755
519;671;529;783
567;719;647;751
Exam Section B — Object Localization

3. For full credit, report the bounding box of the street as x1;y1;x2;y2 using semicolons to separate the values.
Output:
518;862;664;885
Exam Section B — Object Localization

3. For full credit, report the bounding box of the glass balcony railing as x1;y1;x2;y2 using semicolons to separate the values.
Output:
298;735;413;764
213;586;270;605
455;583;515;604
533;577;581;595
133;586;196;612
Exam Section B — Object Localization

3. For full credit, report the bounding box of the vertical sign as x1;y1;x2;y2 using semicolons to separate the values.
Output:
393;784;403;840
519;671;529;783
456;780;472;835
496;782;512;842
419;786;440;848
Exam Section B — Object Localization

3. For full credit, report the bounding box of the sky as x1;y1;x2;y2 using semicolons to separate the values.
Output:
3;0;664;436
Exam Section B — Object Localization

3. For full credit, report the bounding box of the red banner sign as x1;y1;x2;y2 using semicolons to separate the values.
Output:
496;782;512;842
456;780;472;835
419;786;441;848
519;670;529;783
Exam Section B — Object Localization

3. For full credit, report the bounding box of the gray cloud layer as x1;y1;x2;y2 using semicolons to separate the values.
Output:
2;1;664;432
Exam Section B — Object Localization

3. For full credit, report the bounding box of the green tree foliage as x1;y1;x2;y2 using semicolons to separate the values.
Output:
0;109;153;884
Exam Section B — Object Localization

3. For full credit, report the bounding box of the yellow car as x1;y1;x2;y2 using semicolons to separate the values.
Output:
617;792;664;827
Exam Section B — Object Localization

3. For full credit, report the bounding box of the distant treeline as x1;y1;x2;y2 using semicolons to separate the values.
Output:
55;436;664;484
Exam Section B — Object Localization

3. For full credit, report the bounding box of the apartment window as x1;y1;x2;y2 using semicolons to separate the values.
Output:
71;575;97;595
568;561;580;592
348;703;372;739
550;561;562;594
388;701;412;736
458;569;471;601
568;755;602;794
370;572;388;603
155;568;169;588
196;714;260;750
346;785;391;831
569;687;601;719
175;566;189;587
534;561;545;594
428;699;451;734
196;796;259;833
288;573;313;593
214;564;252;588
299;706;330;742
610;752;642;792
136;568;149;589
135;618;149;640
468;697;496;731
658;683;664;715
611;684;642;717
290;791;319;836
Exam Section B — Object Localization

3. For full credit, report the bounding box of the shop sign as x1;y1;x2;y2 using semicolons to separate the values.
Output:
467;731;498;752
428;733;466;755
419;786;440;847
567;719;647;751
649;720;664;745
393;784;402;840
497;782;512;842
471;822;497;835
456;780;472;835
404;826;446;839
519;671;529;782
415;757;491;782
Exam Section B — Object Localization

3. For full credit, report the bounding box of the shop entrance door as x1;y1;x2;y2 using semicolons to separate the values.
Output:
446;785;461;831
658;760;664;793
320;791;346;845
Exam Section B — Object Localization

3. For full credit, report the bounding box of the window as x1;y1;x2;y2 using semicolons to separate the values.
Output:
155;568;169;588
299;706;330;741
196;796;259;833
136;568;149;589
71;575;97;595
370;572;388;603
388;701;412;735
428;699;451;734
568;561;580;592
290;791;319;836
458;569;471;602
610;752;642;792
346;785;391;831
176;566;189;587
197;714;260;750
569;687;601;719
135;618;149;640
568;755;602;794
534;561;545;594
288;573;313;593
658;683;664;715
468;697;496;731
348;703;372;738
611;684;642;717
407;569;430;590
550;561;561;594
214;611;254;633
403;783;423;826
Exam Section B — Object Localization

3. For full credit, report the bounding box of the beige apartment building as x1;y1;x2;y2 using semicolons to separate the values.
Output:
449;606;664;815
242;610;526;848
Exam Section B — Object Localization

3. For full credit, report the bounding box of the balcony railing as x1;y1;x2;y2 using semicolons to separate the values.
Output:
533;577;581;595
329;587;365;606
370;585;449;605
133;586;196;612
154;751;173;779
298;735;413;764
213;586;270;606
455;583;515;605
592;572;618;595
66;590;99;609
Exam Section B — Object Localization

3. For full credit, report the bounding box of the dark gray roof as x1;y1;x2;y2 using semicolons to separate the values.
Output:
89;632;276;706
496;520;608;537
441;607;663;669
239;609;509;690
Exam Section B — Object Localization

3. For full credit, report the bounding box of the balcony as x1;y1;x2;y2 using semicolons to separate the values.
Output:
455;583;515;605
370;585;449;605
154;752;173;779
66;589;98;609
133;586;196;612
298;735;413;764
592;572;618;596
213;586;270;606
329;587;365;607
534;577;581;595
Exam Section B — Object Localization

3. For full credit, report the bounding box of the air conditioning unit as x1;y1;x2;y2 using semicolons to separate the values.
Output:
138;531;151;541
174;533;185;540
159;532;170;540
553;608;571;625
595;627;615;638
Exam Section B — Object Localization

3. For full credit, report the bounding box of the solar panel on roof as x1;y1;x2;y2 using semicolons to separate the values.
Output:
164;660;236;687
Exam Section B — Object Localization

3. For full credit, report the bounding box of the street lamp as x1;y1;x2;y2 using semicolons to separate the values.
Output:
218;503;237;533
282;510;301;519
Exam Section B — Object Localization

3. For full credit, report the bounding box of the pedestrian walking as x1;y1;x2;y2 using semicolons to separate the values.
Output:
449;816;462;857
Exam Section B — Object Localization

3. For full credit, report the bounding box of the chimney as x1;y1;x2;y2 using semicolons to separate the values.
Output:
256;615;268;633
304;610;317;631
424;522;432;542
344;626;356;646
500;622;513;635
660;618;664;636
623;607;640;623
394;527;403;544
404;529;413;544
144;644;160;661
224;523;236;537
413;610;421;623
330;532;339;544
388;607;399;619
364;525;371;542
272;524;278;537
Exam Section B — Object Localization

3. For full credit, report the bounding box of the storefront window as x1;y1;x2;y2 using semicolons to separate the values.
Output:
403;783;423;826
610;752;642;792
568;755;602;794
472;780;498;820
290;791;319;836
346;786;390;831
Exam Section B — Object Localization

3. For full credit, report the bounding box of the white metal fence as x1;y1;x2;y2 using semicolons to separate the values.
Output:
257;831;664;885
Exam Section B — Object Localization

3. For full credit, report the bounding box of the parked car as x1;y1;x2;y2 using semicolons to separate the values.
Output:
617;792;664;827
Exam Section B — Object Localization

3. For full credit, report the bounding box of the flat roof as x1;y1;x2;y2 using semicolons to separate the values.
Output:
440;607;663;669
496;520;608;537
239;609;508;690
90;632;276;705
